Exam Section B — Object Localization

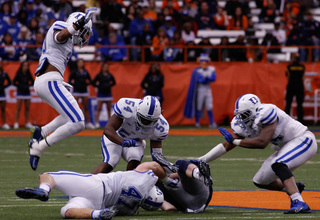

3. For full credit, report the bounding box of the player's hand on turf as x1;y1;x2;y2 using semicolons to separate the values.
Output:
218;127;234;144
121;139;136;147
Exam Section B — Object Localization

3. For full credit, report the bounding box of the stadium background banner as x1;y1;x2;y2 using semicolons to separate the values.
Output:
3;62;320;126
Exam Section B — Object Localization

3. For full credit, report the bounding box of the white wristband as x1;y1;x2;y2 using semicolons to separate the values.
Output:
233;139;241;146
67;25;77;35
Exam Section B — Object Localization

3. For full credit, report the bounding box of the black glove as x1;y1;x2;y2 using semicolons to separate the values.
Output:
73;16;86;30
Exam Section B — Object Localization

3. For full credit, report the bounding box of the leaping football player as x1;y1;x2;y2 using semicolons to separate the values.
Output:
28;8;97;170
199;93;317;214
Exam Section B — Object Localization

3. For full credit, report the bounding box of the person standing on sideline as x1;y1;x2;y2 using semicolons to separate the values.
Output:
68;58;94;129
184;53;217;128
285;53;305;124
28;9;96;171
0;58;12;130
13;61;34;129
92;62;116;128
141;63;164;104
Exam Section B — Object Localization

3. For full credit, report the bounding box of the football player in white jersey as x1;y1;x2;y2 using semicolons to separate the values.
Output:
199;94;317;214
28;9;96;171
15;161;167;219
91;95;170;174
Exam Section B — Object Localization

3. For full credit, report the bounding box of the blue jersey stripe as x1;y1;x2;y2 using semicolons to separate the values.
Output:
261;109;277;125
148;96;156;115
263;112;277;125
46;171;92;177
54;24;66;29
53;81;82;122
49;81;76;122
235;95;244;111
101;135;110;163
114;102;122;116
276;138;311;163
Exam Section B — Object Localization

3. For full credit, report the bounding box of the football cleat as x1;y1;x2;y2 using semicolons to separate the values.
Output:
284;200;311;214
191;160;213;186
151;152;179;174
30;126;43;142
98;207;118;220
15;187;49;202
28;139;41;171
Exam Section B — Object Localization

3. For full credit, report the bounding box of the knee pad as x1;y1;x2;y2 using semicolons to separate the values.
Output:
175;159;191;173
69;121;85;135
271;162;293;182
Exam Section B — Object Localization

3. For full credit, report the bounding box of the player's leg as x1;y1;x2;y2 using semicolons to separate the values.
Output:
95;100;103;128
123;140;146;170
106;100;112;120
29;76;85;170
295;89;304;123
82;96;93;128
204;92;216;127
284;88;294;115
14;98;22;128
195;91;205;127
91;135;122;174
24;99;32;128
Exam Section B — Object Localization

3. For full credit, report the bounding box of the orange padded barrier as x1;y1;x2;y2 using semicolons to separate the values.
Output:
3;62;320;126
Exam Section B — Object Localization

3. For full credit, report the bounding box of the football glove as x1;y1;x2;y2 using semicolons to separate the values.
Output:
218;127;234;144
73;16;86;30
121;139;136;147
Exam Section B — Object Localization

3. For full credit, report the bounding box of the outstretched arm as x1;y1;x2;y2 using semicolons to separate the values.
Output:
198;141;236;162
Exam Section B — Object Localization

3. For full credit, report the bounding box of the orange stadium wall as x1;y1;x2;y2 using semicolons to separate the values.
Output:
3;62;320;126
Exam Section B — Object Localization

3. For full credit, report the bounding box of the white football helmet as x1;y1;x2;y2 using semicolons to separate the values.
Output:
141;186;164;211
234;94;261;129
66;12;92;48
136;96;161;128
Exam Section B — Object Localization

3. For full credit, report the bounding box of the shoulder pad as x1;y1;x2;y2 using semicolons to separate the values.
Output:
257;104;277;126
113;98;139;119
52;21;68;32
153;115;169;141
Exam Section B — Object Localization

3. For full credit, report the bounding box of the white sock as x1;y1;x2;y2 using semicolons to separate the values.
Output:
91;210;100;219
290;192;304;202
41;115;68;137
198;143;227;162
39;183;51;193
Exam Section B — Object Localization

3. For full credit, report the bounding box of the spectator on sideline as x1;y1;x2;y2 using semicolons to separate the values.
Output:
181;21;195;44
136;22;153;61
0;32;19;61
26;32;43;61
5;13;20;41
92;62;116;128
195;1;215;30
141;63;164;104
286;20;307;62
186;40;197;61
13;61;34;129
196;35;214;60
152;27;169;61
214;5;229;30
228;6;248;30
285;53;305;124
98;32;127;61
230;35;248;61
68;58;94;129
162;16;176;39
184;53;217;128
0;58;12;130
25;0;36;24
259;0;279;23
272;22;286;45
100;0;124;23
303;10;320;61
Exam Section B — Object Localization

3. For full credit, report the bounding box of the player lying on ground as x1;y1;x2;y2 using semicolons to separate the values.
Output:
152;152;213;213
91;95;169;174
15;161;178;219
199;93;317;214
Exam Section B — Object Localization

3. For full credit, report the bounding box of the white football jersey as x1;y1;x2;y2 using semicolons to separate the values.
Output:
35;21;73;76
113;98;169;141
97;169;158;215
231;103;308;148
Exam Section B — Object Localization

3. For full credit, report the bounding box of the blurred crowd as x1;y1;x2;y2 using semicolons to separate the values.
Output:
1;0;320;62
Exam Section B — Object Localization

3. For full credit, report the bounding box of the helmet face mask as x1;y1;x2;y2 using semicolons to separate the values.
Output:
234;94;261;129
136;96;161;128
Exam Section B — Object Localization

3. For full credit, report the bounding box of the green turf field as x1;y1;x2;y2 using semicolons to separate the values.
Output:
0;128;319;219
